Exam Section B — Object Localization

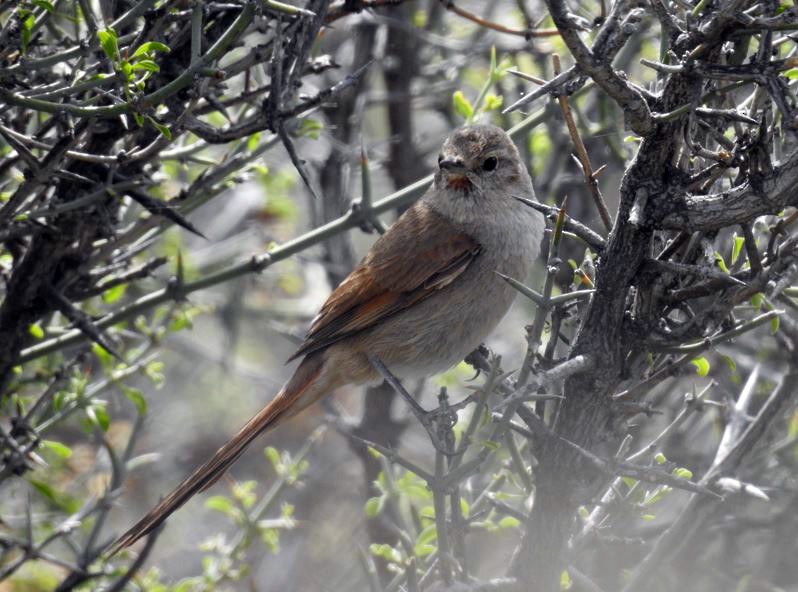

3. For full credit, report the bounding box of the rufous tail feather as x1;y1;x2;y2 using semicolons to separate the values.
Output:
107;354;327;555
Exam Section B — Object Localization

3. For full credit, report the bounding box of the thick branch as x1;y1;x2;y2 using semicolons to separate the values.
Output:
655;149;798;231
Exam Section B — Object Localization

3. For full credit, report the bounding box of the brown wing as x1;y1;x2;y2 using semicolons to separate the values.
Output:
289;202;481;361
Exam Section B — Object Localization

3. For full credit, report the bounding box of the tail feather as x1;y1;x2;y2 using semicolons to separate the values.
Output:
107;354;327;555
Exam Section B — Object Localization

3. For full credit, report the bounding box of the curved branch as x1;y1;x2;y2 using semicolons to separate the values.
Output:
655;149;798;231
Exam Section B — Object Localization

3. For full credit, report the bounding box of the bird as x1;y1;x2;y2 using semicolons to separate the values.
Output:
109;123;544;553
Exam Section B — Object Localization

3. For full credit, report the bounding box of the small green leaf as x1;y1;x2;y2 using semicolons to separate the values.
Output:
92;342;114;369
97;28;119;62
720;354;737;373
101;283;127;304
479;439;500;451
144;360;165;386
247;132;261;152
482;93;503;111
21;14;34;53
369;543;402;564
690;357;710;377
298;118;323;139
132;41;171;58
498;516;520;529
41;440;72;459
121;385;147;415
731;235;745;265
714;252;730;273
205;495;236;516
29;479;80;513
771;314;780;335
560;569;573;590
364;496;384;518
784;68;798;80
623;135;641;143
33;0;55;11
641;513;656;521
132;59;160;72
654;452;666;465
452;90;474;120
264;446;282;470
414;523;437;556
147;117;172;140
28;323;44;339
751;292;764;309
86;404;110;432
621;476;638;489
672;467;694;480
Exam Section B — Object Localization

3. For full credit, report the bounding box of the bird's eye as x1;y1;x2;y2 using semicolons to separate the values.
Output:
437;154;444;165
482;156;498;172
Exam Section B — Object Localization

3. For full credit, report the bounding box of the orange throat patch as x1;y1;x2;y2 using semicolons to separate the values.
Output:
446;175;471;190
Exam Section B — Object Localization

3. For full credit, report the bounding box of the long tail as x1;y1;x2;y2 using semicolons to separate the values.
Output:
108;354;328;555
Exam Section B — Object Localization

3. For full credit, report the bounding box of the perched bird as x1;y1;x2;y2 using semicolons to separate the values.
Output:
110;124;544;553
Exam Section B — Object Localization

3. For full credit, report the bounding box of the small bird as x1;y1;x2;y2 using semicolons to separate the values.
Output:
110;124;544;553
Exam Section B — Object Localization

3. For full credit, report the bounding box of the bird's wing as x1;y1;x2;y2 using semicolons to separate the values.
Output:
289;202;481;360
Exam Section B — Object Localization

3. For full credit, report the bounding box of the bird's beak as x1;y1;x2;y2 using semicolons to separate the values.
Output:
438;157;467;173
439;157;471;189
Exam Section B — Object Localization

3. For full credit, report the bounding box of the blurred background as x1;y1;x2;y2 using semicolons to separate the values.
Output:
2;0;797;590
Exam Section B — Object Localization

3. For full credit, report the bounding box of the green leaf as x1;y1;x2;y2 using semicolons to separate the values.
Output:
33;0;55;12
560;569;573;590
731;234;745;265
132;59;160;72
690;357;710;377
621;476;638;489
623;135;641;143
482;93;503;111
147;117;172;140
264;446;282;471
205;495;237;516
369;543;402;564
97;28;119;62
642;485;672;506
121;385;147;414
452;90;474;120
720;354;737;373
784;68;798;80
144;360;165;386
771;314;780;335
232;480;257;508
86;403;110;432
92;342;114;369
132;41;171;58
714;252;730;273
654;452;666;465
479;439;500;451
498;516;520;529
672;467;694;480
28;323;44;339
21;14;34;53
41;440;72;459
298;118;323;139
364;496;384;518
101;283;127;304
247;132;261;152
751;292;764;309
414;523;437;556
641;513;656;521
28;479;80;513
